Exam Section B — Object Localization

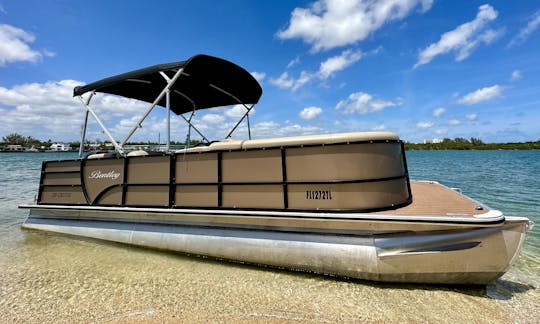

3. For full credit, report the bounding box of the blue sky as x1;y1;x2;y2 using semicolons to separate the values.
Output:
1;0;539;143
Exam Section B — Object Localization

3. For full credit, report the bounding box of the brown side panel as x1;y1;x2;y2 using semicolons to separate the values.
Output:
39;160;85;205
125;186;169;206
43;160;80;173
40;186;86;204
288;179;409;210
176;153;217;183
96;186;123;205
286;143;405;181
127;156;170;183
83;159;124;203
222;150;282;182
175;185;218;207
125;155;171;206
42;172;81;185
223;185;284;209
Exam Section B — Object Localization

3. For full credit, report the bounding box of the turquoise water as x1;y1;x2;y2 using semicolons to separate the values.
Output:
0;151;539;322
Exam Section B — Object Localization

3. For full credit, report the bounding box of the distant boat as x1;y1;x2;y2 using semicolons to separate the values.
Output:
20;54;534;285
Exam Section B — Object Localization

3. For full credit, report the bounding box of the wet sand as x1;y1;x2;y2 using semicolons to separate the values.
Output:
1;230;538;323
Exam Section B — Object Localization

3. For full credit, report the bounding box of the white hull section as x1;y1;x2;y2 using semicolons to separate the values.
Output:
21;206;531;285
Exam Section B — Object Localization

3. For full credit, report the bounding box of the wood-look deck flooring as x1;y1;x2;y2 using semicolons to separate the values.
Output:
377;181;489;217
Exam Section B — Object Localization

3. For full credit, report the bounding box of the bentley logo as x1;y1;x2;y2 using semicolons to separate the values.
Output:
88;170;121;180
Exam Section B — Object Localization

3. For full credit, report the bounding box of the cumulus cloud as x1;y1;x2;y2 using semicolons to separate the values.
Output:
201;113;225;124
448;118;461;125
457;85;503;105
270;49;363;91
466;113;477;121
0;80;153;141
433;107;445;117
224;104;252;119
250;71;266;83
335;91;402;114
372;124;386;131
511;69;522;81
508;10;540;47
318;49;362;79
277;0;433;52
0;23;47;66
269;71;313;91
299;106;323;120
416;121;433;128
415;5;501;68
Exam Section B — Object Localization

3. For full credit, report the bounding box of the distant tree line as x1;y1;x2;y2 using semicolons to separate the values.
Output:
3;133;540;151
405;137;540;150
1;132;204;150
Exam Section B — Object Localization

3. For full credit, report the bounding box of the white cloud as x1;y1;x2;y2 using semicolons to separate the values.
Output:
224;104;252;119
0;80;154;141
415;5;500;68
0;23;46;66
433;107;445;117
286;56;301;68
299;106;323;120
0;5;6;14
372;124;386;131
270;49;363;91
250;71;266;83
457;85;503;105
508;11;540;47
319;49;362;79
335;91;401;114
277;0;433;52
466;113;477;121
448;118;461;125
269;72;296;89
511;69;522;81
416;121;433;128
250;121;321;138
201;113;225;124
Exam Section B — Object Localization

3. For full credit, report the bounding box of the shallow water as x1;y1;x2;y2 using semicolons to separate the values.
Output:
0;151;538;323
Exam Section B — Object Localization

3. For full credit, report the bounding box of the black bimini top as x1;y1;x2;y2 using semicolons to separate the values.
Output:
73;54;262;115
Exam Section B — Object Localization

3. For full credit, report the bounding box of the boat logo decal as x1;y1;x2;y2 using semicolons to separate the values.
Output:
88;170;121;180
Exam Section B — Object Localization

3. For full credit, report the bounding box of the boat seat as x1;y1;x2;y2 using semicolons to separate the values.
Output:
175;146;211;153
209;139;244;151
86;152;121;159
241;131;400;149
127;150;149;157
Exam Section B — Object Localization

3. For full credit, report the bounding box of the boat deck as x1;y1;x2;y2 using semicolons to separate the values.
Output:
379;181;488;217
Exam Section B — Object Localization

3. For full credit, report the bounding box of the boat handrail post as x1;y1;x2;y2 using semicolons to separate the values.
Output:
120;68;185;147
77;94;125;155
79;91;95;157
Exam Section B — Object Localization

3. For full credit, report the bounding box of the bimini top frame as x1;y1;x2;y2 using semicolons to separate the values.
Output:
74;54;263;156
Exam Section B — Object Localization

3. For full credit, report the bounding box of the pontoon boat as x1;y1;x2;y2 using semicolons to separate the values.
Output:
20;54;533;284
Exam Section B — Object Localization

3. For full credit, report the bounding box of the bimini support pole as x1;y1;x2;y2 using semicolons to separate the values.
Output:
207;83;254;140
225;103;254;139
79;91;95;157
120;68;184;147
173;89;210;144
77;95;124;155
166;88;171;151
